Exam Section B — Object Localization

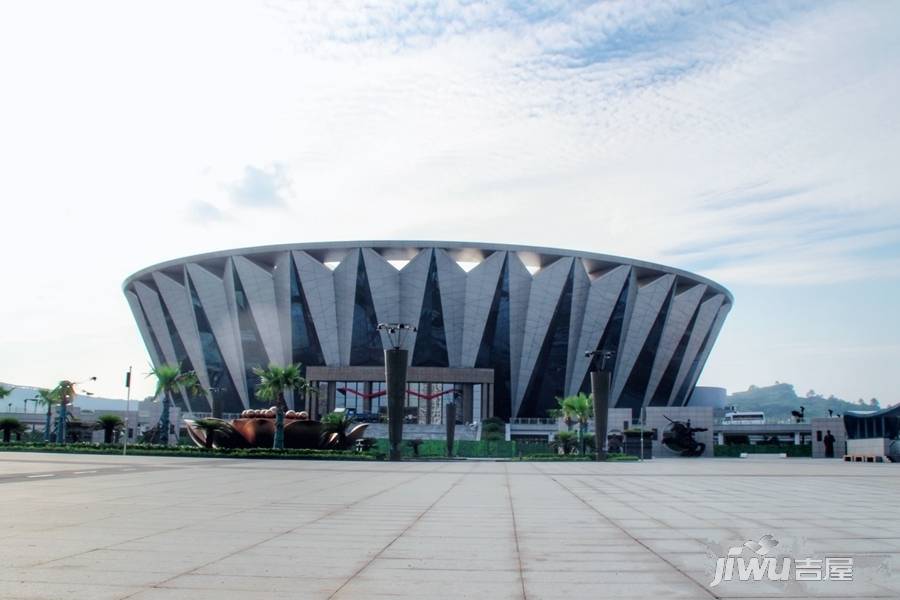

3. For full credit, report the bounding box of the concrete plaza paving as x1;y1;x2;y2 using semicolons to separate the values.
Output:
1;452;898;599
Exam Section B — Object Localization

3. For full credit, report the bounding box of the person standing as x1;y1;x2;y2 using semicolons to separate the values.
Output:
824;430;836;458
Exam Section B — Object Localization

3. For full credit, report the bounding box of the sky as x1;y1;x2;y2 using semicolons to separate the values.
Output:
1;0;898;404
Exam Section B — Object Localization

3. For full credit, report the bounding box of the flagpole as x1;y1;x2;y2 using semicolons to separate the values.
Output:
123;367;132;456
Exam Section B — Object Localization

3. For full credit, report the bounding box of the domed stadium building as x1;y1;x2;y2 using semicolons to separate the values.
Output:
123;242;732;424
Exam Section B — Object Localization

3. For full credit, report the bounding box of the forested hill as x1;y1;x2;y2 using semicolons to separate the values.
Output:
726;383;883;421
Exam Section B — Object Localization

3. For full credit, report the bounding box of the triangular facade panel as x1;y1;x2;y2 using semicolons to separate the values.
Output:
399;248;433;357
292;250;340;366
514;256;574;417
152;271;211;394
612;273;676;403
564;265;630;396
185;263;249;409
642;283;706;407
667;294;725;406
460;251;506;367
434;248;466;367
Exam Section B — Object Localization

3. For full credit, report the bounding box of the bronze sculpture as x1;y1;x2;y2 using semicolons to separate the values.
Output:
184;408;369;450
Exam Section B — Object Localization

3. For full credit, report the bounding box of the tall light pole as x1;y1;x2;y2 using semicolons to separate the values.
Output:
123;367;132;456
585;350;615;461
378;323;416;461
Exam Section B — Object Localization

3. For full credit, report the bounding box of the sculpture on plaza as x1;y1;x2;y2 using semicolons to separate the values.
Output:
184;409;369;450
661;416;707;457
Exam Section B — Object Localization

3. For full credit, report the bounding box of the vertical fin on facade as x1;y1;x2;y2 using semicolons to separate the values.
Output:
667;294;725;406
288;254;326;370
361;248;400;354
185;263;249;409
565;265;630;397
133;281;179;367
517;260;576;419
474;254;512;420
273;252;293;364
412;250;450;367
348;250;385;365
232;263;274;407
186;274;246;414
233;256;287;367
153;271;212;407
399;248;433;358
611;273;676;410
506;253;533;406
292;250;340;366
434;248;466;367
332;249;361;366
564;260;591;395
642;283;706;407
676;301;731;406
514;256;575;418
125;289;163;367
460;251;506;367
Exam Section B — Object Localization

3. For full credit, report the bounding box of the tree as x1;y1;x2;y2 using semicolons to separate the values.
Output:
321;411;355;449
481;417;505;442
552;396;576;431
192;418;231;449
562;393;593;455
34;388;58;442
253;363;312;450
95;414;124;444
0;385;12;405
870;398;880;408
147;364;201;446
0;417;25;443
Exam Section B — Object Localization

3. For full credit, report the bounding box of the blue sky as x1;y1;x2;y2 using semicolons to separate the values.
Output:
0;0;898;403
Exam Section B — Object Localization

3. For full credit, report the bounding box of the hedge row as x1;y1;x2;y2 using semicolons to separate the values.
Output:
372;438;521;458
0;442;374;461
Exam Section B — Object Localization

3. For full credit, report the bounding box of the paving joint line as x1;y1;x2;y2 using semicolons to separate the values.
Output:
326;462;474;599
115;464;450;600
547;472;721;600
504;463;528;600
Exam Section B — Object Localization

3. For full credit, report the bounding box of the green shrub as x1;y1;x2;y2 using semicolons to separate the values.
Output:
514;453;591;461
607;452;639;461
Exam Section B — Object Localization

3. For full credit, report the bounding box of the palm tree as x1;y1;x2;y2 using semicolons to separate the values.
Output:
321;411;355;450
192;418;231;449
0;385;12;406
254;363;312;449
95;414;124;444
34;388;59;442
552;396;575;432
147;364;201;446
562;393;593;455
0;417;25;443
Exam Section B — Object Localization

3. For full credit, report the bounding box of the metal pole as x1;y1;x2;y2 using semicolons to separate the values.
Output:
385;348;408;461
590;369;610;461
446;400;457;458
639;407;646;461
123;367;132;456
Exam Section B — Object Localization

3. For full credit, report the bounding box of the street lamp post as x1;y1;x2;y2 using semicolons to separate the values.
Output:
585;350;615;461
378;323;416;462
123;367;132;456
